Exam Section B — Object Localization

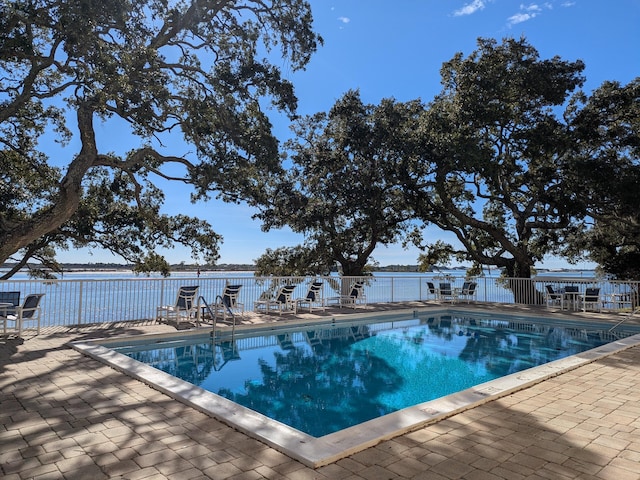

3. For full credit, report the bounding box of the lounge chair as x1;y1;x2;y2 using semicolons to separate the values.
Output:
156;285;199;324
426;282;438;300
254;284;297;315
544;285;562;308
338;281;366;308
295;281;324;313
0;293;45;336
456;281;477;303
210;284;244;322
580;287;602;312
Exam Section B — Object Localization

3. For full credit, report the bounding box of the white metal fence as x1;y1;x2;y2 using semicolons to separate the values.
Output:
0;274;637;329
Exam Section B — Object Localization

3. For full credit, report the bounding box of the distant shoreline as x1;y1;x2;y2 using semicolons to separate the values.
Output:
1;264;597;278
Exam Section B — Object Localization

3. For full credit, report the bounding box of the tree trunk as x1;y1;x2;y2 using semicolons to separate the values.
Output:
0;104;96;265
504;259;545;304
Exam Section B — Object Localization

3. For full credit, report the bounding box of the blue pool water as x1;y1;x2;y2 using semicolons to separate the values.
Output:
113;311;638;437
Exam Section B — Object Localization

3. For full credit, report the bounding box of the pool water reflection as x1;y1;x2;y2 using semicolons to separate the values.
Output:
114;311;634;437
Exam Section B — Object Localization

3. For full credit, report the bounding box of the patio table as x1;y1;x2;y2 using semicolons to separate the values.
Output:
561;288;581;311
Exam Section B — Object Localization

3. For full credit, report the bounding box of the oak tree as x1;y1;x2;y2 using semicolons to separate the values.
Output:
254;90;422;276
0;0;321;278
563;78;640;280
408;38;586;298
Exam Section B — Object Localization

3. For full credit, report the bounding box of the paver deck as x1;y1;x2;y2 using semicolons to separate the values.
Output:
2;304;640;479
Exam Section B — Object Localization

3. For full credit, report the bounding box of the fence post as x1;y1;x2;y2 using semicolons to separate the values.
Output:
390;277;394;303
159;278;165;316
482;276;487;303
77;280;83;327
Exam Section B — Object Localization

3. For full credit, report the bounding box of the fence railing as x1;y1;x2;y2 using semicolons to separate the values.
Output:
0;274;637;329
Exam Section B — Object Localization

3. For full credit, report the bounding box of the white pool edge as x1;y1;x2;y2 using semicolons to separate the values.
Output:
70;312;640;468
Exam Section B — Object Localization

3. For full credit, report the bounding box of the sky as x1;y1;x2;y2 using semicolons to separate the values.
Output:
55;0;640;269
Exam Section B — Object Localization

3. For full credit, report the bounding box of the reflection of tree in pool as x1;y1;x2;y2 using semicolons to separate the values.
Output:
218;336;403;437
458;325;592;377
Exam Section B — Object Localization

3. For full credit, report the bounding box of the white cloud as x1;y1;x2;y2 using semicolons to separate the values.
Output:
453;0;486;17
337;16;350;24
506;2;555;27
507;12;537;25
521;3;542;12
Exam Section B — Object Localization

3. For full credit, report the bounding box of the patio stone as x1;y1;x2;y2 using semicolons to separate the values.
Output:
2;304;640;479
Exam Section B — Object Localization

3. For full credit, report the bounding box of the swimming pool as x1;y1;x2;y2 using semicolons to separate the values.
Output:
72;308;640;467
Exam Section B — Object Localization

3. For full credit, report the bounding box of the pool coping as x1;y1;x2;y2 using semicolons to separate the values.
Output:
70;307;640;468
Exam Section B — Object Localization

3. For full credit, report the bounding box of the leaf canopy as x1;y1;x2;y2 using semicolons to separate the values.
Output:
410;37;587;279
255;90;423;276
0;0;321;278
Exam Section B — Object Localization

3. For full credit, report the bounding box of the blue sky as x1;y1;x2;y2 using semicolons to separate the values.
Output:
58;0;640;268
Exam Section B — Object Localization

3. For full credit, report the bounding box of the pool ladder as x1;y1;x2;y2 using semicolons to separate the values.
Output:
198;295;237;341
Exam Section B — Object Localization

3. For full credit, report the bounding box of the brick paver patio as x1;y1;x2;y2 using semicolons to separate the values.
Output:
2;312;640;479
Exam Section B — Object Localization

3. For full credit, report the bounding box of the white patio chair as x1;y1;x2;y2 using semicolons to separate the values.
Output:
580;287;602;312
295;281;325;313
0;293;45;336
544;285;562;308
338;281;367;308
211;284;244;322
438;282;456;303
254;284;297;315
456;281;478;303
156;285;199;324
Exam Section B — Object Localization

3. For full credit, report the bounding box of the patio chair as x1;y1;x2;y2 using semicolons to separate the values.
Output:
295;281;325;313
254;284;297;315
210;284;244;322
544;285;562;308
438;282;456;303
426;282;438;300
580;287;602;312
0;291;20;316
339;281;367;308
0;293;45;336
156;285;199;325
457;282;477;303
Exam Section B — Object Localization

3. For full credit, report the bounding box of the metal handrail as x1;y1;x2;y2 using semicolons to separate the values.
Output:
200;295;237;342
608;305;640;334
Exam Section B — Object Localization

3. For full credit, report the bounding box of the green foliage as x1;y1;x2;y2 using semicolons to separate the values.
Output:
409;37;587;280
563;78;640;279
253;246;334;277
416;241;456;272
132;252;171;278
0;0;321;278
254;90;422;276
